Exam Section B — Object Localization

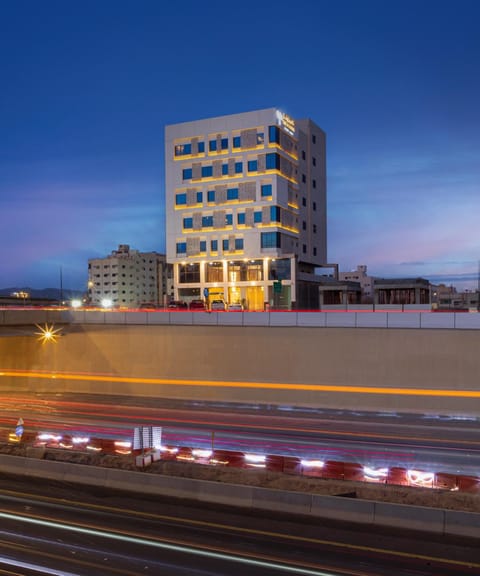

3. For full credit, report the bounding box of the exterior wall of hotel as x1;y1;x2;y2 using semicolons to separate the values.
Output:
165;108;326;310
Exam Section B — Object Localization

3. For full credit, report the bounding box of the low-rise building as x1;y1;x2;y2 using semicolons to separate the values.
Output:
87;245;172;308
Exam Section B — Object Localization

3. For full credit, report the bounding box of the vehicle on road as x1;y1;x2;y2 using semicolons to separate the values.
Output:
227;302;244;311
168;300;188;309
189;299;206;310
210;299;226;311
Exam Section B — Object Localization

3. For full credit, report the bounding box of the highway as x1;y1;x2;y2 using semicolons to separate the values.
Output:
0;393;480;476
0;474;478;576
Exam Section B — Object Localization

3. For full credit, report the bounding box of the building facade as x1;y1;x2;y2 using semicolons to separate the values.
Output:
339;265;374;303
165;108;327;310
87;244;172;308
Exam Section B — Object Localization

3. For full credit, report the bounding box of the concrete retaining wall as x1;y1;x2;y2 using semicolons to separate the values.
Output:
0;454;478;538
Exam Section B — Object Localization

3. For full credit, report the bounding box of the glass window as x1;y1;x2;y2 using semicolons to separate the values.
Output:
235;161;243;173
248;160;258;172
200;241;207;252
302;220;306;230
302;197;306;207
313;224;317;233
312;156;316;166
254;211;262;223
182;168;192;180
227;187;239;200
235;238;244;250
221;137;228;149
261;183;272;197
207;190;215;202
257;132;264;145
261;232;281;248
222;164;229;175
302;174;306;183
312;134;316;144
175;143;192;156
269;258;291;280
201;165;213;177
183;217;193;229
270;206;281;222
237;212;245;224
313;179;316;188
207;261;223;281
176;242;187;254
176;193;187;205
178;263;200;283
225;214;233;225
198;142;205;153
209;140;217;151
313;247;317;256
313;201;316;211
233;136;241;148
202;215;213;227
210;239;218;252
222;239;229;250
197;191;203;203
266;153;280;170
268;125;280;144
301;150;305;160
303;244;307;253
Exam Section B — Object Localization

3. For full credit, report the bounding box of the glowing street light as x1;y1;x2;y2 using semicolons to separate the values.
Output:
35;323;62;344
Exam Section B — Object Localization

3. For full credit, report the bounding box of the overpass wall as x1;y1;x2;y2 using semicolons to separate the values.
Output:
1;310;479;415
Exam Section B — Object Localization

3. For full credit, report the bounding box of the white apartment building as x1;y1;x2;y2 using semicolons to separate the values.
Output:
165;108;327;310
87;244;172;308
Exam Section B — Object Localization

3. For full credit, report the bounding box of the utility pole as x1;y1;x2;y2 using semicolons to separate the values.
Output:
60;266;63;304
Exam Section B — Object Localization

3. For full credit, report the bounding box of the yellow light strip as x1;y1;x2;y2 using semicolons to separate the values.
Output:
1;370;480;398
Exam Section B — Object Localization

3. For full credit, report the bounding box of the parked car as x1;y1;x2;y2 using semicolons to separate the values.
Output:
168;300;188;309
227;302;244;311
210;299;226;311
189;299;206;310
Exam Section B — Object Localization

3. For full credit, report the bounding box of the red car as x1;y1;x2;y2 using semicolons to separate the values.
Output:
189;299;206;310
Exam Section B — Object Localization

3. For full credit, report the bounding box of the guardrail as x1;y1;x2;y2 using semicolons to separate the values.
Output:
1;307;480;330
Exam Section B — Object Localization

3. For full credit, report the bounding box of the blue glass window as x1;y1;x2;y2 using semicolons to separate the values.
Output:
198;142;205;153
176;242;187;254
254;211;262;223
202;215;213;227
196;191;203;203
235;238;244;250
237;213;245;225
222;239;229;250
201;165;213;177
222;164;229;175
182;168;192;180
225;214;233;225
200;241;207;252
221;137;228;149
183;217;193;229
261;184;272;197
176;193;187;205
207;190;215;202
261;232;281;248
270;206;281;222
175;143;191;156
248;160;258;172
268;125;280;144
227;187;239;200
209;140;217;151
235;162;243;173
211;239;218;251
266;153;280;170
233;136;241;148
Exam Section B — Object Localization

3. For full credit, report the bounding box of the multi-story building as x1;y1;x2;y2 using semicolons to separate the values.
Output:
87;244;172;308
339;265;374;303
165;108;327;310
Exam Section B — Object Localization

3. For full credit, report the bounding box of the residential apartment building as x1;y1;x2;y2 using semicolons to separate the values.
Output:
165;108;327;310
87;244;172;308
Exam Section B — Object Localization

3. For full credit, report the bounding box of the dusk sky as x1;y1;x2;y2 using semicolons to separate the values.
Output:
1;0;479;291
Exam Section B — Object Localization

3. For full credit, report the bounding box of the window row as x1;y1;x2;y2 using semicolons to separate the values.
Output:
181;153;292;182
176;258;292;284
175;133;265;158
175;184;272;206
176;238;244;255
182;205;283;230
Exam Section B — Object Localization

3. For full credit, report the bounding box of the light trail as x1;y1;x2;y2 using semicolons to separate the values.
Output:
2;369;480;398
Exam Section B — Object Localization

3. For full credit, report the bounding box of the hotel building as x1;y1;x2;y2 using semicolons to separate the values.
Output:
165;108;327;310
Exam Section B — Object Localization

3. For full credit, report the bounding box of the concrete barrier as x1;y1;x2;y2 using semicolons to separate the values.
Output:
1;453;479;538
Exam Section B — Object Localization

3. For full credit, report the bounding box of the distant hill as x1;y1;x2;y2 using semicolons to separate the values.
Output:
0;287;84;301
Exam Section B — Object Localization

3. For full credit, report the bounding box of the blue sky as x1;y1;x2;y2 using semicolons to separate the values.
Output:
1;0;479;290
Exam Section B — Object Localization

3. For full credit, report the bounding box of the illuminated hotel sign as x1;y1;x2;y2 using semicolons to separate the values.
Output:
276;110;296;136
